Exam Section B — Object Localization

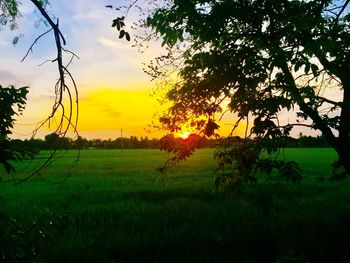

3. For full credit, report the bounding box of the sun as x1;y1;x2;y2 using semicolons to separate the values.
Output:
180;131;190;139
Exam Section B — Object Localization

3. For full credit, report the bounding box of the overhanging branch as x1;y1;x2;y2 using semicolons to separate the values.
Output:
28;0;79;138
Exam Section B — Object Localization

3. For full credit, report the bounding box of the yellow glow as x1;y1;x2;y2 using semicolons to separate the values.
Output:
76;88;165;138
180;131;190;139
14;86;249;140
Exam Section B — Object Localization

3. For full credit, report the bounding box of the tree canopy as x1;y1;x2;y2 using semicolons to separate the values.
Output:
144;0;350;183
2;0;350;184
0;85;33;174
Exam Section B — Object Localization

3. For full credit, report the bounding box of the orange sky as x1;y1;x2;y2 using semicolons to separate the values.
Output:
0;1;245;140
1;1;324;139
1;1;168;139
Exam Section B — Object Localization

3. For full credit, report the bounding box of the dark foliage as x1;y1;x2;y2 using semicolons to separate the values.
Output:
0;85;35;175
141;0;350;188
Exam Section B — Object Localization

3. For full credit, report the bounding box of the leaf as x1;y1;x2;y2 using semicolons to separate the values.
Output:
12;36;19;46
311;64;318;77
4;161;15;174
294;60;303;72
161;39;167;47
146;17;152;27
111;19;118;28
125;32;131;41
204;119;220;137
344;13;350;22
119;30;125;39
278;161;302;183
256;159;279;176
304;63;310;74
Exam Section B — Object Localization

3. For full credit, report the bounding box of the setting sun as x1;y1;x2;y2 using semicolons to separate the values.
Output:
180;131;190;139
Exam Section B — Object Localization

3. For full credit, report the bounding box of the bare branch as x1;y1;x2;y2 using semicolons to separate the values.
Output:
28;0;79;138
11;0;82;182
335;0;350;23
279;123;314;129
21;28;53;62
315;96;343;107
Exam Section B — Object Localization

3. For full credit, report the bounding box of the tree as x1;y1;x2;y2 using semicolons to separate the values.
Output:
44;133;70;150
1;0;79;136
0;85;33;175
1;0;79;174
143;0;350;183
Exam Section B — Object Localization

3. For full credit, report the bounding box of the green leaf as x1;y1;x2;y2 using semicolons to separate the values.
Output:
146;17;152;27
278;161;302;183
12;36;19;46
4;162;14;174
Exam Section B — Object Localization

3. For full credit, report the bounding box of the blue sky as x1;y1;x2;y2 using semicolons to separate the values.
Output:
1;0;163;139
2;0;341;139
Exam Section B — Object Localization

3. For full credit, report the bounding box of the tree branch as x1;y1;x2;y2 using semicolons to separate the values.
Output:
28;0;78;137
21;27;52;62
279;58;338;149
335;0;350;23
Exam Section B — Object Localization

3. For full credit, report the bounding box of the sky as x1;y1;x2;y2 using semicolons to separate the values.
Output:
1;0;335;140
1;0;167;139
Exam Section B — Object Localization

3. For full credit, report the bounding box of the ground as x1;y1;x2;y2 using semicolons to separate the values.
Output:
1;148;350;262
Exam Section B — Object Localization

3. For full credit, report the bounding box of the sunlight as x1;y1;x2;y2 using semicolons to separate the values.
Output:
180;131;190;139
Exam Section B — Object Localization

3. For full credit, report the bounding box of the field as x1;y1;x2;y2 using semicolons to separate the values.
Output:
1;148;350;262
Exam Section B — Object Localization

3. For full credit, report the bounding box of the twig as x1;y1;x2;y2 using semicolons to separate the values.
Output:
15;0;81;184
335;0;350;23
21;28;53;62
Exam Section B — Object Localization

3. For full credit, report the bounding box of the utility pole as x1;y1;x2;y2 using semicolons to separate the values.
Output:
120;128;123;151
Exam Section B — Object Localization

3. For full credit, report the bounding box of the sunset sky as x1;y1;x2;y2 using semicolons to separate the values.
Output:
1;0;326;139
1;0;167;139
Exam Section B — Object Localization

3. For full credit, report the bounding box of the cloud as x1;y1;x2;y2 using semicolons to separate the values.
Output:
0;69;28;86
101;107;122;118
0;40;9;47
97;37;130;50
3;1;164;139
72;10;106;21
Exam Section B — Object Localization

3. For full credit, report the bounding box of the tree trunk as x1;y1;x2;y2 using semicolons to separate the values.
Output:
334;142;350;175
336;75;350;175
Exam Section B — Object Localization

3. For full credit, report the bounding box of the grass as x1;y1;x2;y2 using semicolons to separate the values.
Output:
1;148;350;262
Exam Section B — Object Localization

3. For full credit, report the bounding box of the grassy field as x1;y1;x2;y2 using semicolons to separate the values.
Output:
1;148;350;262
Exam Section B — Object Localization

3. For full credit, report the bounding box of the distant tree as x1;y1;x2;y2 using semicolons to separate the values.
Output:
141;0;350;185
44;133;70;150
73;136;89;149
298;135;330;148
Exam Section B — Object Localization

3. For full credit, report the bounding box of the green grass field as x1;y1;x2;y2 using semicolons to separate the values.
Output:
1;148;350;262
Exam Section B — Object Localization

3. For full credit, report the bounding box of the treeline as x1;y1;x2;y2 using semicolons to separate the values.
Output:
283;135;330;148
11;133;330;151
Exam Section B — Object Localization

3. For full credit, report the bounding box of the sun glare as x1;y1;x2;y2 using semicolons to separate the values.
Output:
181;131;190;139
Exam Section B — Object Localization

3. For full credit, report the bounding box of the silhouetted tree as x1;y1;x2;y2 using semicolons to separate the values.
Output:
0;85;34;174
141;0;350;184
44;133;70;150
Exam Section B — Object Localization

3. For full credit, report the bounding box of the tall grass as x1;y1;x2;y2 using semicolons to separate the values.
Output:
1;148;349;262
